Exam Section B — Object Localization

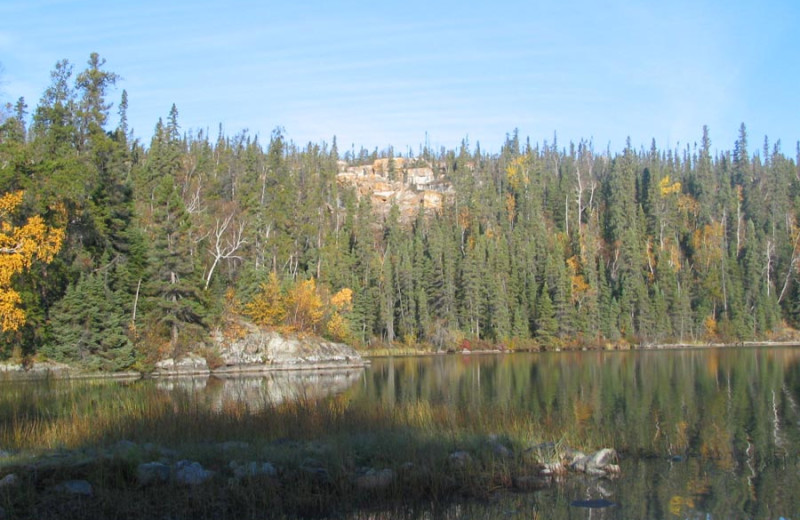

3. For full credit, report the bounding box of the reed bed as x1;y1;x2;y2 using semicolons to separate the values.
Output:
0;378;595;519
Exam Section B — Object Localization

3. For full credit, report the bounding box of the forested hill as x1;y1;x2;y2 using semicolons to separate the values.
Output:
1;54;799;370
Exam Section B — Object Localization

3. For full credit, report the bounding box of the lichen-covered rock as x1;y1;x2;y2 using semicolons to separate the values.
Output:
153;354;210;376
214;324;366;370
0;360;73;377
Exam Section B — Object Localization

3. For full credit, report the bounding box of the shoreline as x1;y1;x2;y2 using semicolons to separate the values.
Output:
361;339;800;358
2;340;799;381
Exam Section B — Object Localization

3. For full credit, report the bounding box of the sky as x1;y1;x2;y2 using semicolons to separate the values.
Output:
0;0;798;155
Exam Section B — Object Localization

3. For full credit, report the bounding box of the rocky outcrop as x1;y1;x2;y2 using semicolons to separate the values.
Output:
0;360;74;378
151;323;367;377
212;324;367;373
336;159;453;223
153;354;210;376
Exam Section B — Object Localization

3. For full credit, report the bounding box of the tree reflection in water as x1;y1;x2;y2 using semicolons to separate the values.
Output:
351;348;800;519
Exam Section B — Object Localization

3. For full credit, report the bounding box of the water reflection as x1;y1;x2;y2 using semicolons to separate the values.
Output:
350;349;800;519
154;368;365;410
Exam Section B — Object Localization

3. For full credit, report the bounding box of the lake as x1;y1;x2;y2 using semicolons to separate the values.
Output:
1;347;798;519
351;348;800;519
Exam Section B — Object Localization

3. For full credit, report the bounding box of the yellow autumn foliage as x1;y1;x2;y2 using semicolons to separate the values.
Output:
566;255;591;303
245;274;354;339
325;312;351;343
330;287;353;311
286;278;325;333
244;271;287;327
658;175;682;196
0;191;64;332
505;156;530;192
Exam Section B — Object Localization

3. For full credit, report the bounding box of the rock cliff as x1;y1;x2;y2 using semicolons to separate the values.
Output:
336;159;454;223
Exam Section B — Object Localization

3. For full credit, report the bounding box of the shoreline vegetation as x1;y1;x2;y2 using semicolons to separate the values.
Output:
0;332;799;380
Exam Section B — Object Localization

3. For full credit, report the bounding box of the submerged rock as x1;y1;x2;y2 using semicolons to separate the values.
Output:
52;479;93;496
486;436;513;458
299;458;332;484
353;468;395;491
174;460;214;485
513;475;551;490
570;498;617;508
112;439;138;456
230;461;278;479
137;462;171;486
0;474;18;489
218;441;250;453
448;451;472;468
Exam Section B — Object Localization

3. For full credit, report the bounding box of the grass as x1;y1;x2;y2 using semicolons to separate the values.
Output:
0;378;598;519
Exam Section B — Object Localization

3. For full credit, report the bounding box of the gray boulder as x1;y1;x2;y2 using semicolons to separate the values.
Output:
448;451;472;468
571;448;618;475
353;468;394;490
137;462;171;486
0;474;18;489
230;461;277;479
175;460;214;485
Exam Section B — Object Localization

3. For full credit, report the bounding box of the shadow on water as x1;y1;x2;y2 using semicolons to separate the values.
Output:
0;348;799;519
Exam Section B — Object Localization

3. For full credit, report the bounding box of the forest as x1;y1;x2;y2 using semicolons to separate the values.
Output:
1;54;800;371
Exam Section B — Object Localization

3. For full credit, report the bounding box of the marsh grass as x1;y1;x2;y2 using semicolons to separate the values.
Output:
0;378;592;518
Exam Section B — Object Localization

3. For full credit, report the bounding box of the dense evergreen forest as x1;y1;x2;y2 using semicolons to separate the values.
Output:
1;54;800;370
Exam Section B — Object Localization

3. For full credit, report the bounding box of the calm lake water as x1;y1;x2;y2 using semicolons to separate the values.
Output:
352;348;800;519
4;347;800;519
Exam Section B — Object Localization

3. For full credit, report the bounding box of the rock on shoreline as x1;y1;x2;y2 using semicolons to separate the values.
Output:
0;324;367;379
152;327;368;377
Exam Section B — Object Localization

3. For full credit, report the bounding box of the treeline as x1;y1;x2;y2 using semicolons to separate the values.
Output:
1;54;799;369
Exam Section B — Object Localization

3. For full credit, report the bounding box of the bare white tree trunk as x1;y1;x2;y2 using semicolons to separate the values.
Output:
204;214;247;290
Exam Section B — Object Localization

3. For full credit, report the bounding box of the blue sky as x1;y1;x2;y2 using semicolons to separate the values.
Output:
1;0;797;154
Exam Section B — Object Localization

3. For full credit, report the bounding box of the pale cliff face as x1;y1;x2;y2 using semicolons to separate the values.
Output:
336;159;454;223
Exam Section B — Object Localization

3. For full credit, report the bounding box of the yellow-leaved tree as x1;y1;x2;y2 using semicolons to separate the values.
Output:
286;278;325;333
245;275;354;341
0;191;64;332
244;271;287;328
326;287;353;342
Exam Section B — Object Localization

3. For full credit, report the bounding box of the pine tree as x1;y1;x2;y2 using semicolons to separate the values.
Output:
144;176;206;353
45;270;135;370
